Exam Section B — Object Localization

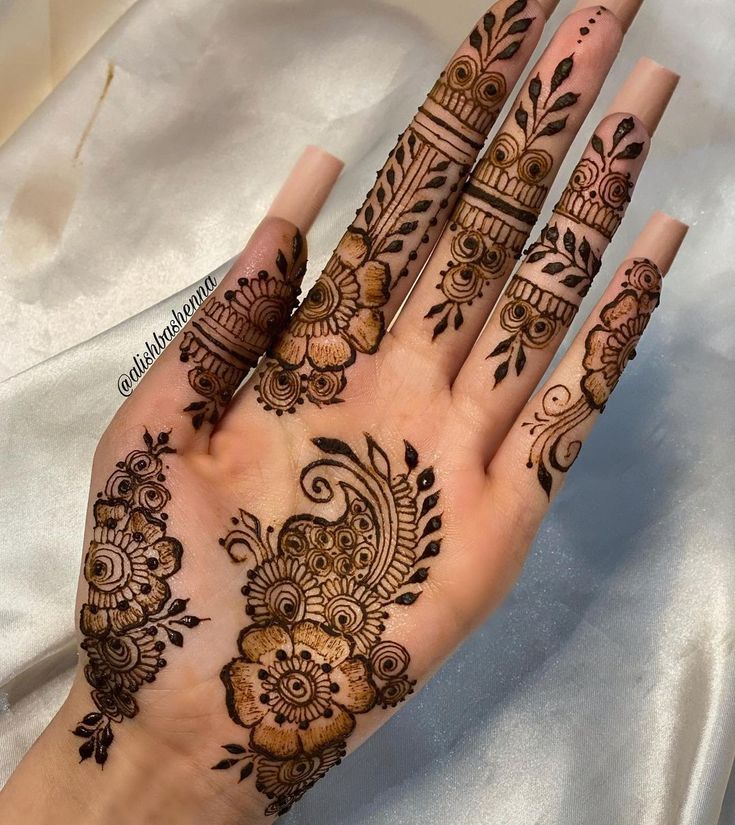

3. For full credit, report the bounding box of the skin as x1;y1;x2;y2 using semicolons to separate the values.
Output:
0;1;686;823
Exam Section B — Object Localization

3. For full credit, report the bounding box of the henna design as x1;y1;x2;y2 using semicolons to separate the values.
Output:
485;111;650;383
427;41;586;337
523;259;663;496
555;117;644;239
179;233;305;428
214;436;442;815
486;222;599;384
73;431;206;764
255;0;539;412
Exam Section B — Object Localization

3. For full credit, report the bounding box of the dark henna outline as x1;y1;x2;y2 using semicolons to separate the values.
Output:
179;232;305;428
255;0;539;412
555;116;644;239
484;112;650;384
73;431;207;765
426;43;586;338
522;259;663;496
214;436;442;815
486;222;599;385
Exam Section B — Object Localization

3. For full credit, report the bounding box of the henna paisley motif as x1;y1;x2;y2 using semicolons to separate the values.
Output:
215;436;439;814
73;431;206;765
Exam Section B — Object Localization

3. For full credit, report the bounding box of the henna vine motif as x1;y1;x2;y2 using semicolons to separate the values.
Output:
486;223;598;385
255;0;538;412
180;233;305;427
214;436;442;815
523;259;663;496
74;431;206;764
427;38;586;336
555;116;644;240
484;112;649;385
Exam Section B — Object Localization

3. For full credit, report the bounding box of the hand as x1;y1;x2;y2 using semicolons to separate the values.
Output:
1;0;688;822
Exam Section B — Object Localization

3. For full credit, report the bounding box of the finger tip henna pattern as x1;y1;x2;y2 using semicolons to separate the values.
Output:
180;229;306;428
214;436;441;816
254;0;542;414
523;257;663;497
74;431;206;764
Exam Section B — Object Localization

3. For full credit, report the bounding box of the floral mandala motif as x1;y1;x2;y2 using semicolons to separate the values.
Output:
523;259;663;496
73;431;206;765
215;436;441;815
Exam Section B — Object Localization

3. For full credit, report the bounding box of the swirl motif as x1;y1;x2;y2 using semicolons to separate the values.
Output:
623;260;661;293
255;362;304;414
85;544;131;593
599;172;632;208
133;481;170;512
450;229;483;263
441;263;484;304
500;300;557;349
300;277;341;323
370;640;410;680
126;451;162;479
379;677;414;707
569;158;600;191
446;55;480;91
188;368;229;402
306;369;345;405
488;132;520;168
518;148;553;185
473;71;507;108
105;469;135;501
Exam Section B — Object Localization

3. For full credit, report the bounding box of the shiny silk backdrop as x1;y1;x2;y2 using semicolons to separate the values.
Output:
0;1;733;822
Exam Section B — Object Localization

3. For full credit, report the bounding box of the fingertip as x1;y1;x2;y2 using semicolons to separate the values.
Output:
267;146;344;234
606;57;680;135
573;0;643;32
626;211;689;276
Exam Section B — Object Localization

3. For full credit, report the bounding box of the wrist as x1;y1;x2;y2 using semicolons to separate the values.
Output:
0;682;268;825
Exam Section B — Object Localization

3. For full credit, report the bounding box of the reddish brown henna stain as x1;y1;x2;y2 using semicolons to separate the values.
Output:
73;431;206;765
214;436;442;816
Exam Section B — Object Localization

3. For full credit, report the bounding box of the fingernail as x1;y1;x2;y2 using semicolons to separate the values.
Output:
626;211;689;275
267;146;344;234
606;57;680;135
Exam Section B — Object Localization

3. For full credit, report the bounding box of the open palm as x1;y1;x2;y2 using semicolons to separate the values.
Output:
41;1;686;822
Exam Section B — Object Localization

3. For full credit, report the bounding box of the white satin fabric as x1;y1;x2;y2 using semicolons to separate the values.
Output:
1;0;734;822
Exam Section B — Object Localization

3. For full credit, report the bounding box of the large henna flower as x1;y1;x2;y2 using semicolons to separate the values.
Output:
222;621;376;758
276;229;389;371
582;289;659;409
80;501;182;636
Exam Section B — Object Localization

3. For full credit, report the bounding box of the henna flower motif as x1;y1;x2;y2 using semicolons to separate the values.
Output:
244;557;324;625
80;501;182;636
222;621;376;758
276;229;389;371
257;744;346;816
321;578;384;655
582;289;659;409
83;627;163;694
